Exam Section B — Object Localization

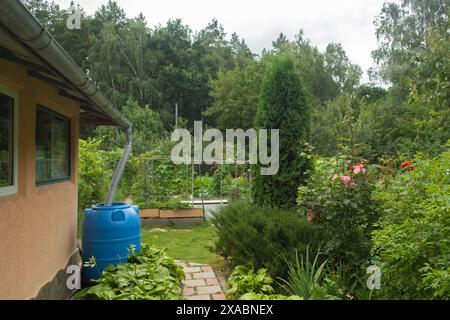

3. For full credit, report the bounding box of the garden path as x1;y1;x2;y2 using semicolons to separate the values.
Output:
176;260;226;300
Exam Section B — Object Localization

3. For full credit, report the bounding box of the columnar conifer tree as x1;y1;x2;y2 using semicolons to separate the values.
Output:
252;54;311;208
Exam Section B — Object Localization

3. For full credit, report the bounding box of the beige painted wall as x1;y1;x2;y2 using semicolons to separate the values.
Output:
0;59;79;299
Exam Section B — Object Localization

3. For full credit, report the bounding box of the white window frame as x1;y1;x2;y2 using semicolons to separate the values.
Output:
0;85;19;197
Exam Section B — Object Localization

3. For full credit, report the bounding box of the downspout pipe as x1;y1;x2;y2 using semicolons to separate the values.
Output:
105;127;132;205
0;0;132;204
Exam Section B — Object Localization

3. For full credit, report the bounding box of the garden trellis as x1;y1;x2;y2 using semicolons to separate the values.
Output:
133;156;252;210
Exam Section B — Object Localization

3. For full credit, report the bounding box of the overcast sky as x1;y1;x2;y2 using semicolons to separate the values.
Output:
53;0;392;83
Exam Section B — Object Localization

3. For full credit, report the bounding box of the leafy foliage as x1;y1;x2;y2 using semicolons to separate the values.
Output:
195;165;251;201
97;99;166;155
204;60;263;129
324;43;362;94
78;138;137;213
78;139;112;211
226;265;302;300
371;0;449;85
226;265;275;299
75;244;185;300
371;146;450;299
280;248;335;300
130;139;192;209
298;157;377;270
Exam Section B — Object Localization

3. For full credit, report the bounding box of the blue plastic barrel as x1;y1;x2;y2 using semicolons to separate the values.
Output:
81;203;141;281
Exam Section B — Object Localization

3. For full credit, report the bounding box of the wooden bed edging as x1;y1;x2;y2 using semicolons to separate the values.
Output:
140;207;204;219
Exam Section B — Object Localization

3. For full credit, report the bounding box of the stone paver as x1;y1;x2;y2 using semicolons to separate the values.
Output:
212;293;226;300
206;278;219;286
193;271;216;279
177;261;226;300
201;266;214;272
196;285;222;295
183;287;195;296
183;279;206;287
187;295;211;300
188;262;204;266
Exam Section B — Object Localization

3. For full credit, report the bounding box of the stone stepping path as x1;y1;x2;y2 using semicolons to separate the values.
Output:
176;260;226;300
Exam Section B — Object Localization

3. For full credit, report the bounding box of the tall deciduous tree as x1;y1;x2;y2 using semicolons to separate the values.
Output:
324;43;362;94
252;54;311;208
292;31;340;104
371;0;449;86
204;59;263;129
97;99;166;154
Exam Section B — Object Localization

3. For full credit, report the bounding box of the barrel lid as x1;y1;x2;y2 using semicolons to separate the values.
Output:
92;202;131;210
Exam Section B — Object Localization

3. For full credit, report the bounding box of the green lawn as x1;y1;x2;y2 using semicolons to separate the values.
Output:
141;223;220;265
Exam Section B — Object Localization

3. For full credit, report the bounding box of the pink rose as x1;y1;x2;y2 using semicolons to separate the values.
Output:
340;175;357;188
340;175;351;184
307;211;318;222
353;163;366;175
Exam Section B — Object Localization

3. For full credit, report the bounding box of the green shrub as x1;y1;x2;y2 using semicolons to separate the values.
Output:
78;139;112;212
298;156;378;271
213;201;322;279
371;147;450;299
75;244;185;300
252;54;312;208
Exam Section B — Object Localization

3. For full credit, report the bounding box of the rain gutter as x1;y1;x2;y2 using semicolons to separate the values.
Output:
0;0;132;205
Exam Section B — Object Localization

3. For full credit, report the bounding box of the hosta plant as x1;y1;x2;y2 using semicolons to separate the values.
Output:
227;265;302;300
75;244;185;300
226;265;275;300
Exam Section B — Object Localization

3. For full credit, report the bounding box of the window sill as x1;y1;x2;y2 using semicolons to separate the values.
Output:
0;185;18;197
36;177;71;187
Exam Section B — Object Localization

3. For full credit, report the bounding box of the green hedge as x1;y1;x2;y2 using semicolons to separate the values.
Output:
212;201;322;279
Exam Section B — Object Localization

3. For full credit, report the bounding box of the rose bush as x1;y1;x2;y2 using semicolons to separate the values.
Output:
298;157;378;275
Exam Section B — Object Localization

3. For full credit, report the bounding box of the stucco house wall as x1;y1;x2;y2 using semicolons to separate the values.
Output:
0;58;79;299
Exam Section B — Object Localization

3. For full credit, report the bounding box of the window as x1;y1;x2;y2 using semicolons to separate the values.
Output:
0;92;15;191
0;87;18;196
36;106;71;185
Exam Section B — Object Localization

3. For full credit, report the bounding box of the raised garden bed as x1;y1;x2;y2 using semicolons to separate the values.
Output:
139;207;204;219
159;208;204;219
140;208;160;218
